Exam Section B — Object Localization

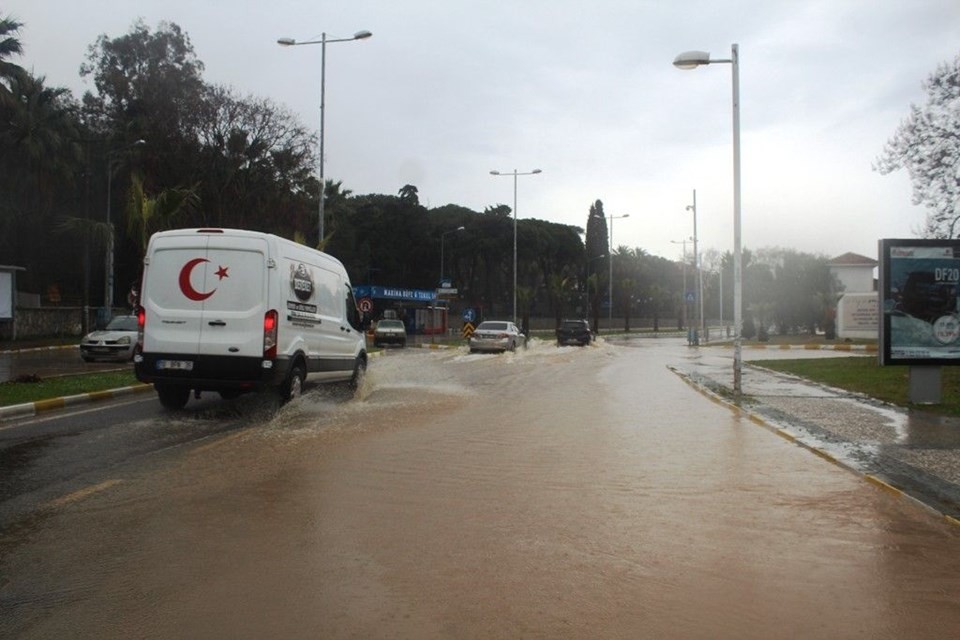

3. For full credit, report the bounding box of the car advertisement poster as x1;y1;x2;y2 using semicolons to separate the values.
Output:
879;239;960;365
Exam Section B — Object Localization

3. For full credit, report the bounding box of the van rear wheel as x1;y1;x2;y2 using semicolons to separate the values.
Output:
156;384;190;410
349;356;367;390
279;364;305;403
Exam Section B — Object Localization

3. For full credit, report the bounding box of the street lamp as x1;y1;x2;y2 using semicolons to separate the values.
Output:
607;214;630;332
440;226;465;283
489;168;542;323
674;44;742;396
278;29;372;248
686;189;704;344
105;138;146;312
670;238;692;333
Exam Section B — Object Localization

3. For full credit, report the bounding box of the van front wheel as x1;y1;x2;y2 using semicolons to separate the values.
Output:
279;364;305;403
156;384;190;410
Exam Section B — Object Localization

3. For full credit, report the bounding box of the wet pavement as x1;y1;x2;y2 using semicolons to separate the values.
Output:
2;338;960;638
0;345;127;382
671;343;960;522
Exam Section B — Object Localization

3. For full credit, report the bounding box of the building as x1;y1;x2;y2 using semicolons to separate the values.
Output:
828;252;878;340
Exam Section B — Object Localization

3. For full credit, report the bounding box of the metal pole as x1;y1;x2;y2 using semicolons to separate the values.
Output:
690;188;704;344
719;267;723;332
731;43;742;397
513;170;518;325
608;217;613;332
318;32;327;248
105;165;114;311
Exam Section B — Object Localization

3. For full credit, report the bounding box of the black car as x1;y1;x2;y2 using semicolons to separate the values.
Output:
556;319;592;346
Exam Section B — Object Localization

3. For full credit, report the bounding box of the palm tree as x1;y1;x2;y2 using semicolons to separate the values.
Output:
0;14;24;100
125;173;199;256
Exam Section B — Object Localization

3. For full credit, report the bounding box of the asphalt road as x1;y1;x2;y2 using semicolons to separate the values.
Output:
2;339;959;639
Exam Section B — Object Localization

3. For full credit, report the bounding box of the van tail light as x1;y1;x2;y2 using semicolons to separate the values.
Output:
263;310;279;359
136;306;146;351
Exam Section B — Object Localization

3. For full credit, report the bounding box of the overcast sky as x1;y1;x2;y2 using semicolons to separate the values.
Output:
6;0;959;264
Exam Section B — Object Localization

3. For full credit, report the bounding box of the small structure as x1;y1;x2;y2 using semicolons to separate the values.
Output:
0;265;26;341
829;252;878;340
829;252;877;293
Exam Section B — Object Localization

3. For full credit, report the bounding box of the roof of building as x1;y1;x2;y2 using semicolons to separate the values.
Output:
827;252;878;267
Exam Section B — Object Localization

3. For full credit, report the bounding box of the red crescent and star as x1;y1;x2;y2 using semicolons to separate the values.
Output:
178;258;229;301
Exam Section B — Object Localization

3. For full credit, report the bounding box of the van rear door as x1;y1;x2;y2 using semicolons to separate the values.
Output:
143;232;267;358
198;235;268;358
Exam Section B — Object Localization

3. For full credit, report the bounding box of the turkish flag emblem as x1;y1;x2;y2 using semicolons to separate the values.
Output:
178;258;228;301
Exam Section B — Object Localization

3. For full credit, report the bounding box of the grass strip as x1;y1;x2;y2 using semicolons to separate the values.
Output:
754;356;960;416
0;371;141;407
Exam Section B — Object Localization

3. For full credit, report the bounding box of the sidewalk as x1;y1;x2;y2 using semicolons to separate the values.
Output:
675;354;960;526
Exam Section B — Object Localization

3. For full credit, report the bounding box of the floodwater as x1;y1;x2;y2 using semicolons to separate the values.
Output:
2;339;960;639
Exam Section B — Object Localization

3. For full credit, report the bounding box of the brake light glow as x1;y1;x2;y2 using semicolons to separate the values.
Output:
136;306;146;349
263;310;279;359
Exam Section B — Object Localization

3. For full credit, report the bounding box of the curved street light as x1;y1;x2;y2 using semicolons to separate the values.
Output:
489;168;542;323
278;30;372;248
673;43;742;396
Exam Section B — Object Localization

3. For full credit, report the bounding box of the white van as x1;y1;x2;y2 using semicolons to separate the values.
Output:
134;228;367;409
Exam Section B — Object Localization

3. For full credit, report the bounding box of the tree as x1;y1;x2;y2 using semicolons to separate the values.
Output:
875;53;960;237
125;173;199;256
0;13;24;101
80;20;207;193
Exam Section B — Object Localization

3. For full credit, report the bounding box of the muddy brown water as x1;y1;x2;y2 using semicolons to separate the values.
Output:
2;339;959;638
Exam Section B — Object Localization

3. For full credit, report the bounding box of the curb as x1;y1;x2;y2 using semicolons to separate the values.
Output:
738;343;878;352
669;366;960;529
0;383;154;422
0;344;79;355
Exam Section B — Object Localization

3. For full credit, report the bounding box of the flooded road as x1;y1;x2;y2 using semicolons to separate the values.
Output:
2;339;960;638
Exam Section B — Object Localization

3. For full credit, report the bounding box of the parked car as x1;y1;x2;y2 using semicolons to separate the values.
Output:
469;321;525;353
374;319;407;347
80;315;139;362
556;319;592;346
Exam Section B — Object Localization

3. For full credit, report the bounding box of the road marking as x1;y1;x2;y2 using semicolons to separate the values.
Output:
45;479;124;509
0;396;155;431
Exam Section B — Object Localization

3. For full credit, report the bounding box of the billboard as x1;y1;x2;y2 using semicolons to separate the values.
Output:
879;239;960;365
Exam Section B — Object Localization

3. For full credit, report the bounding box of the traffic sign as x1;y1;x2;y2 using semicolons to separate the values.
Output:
358;297;373;313
462;322;475;338
462;308;476;323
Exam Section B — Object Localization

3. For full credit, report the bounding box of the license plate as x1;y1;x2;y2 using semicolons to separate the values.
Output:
157;359;194;371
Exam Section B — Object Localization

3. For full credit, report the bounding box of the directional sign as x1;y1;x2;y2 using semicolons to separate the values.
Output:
462;322;475;338
462;308;476;323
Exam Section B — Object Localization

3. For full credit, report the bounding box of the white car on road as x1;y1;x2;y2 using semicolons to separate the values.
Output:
468;321;525;353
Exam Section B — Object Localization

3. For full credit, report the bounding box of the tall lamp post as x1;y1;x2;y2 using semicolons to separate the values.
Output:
440;226;465;283
489;168;542;323
670;238;692;332
607;214;630;332
686;189;704;344
278;29;372;248
674;44;742;396
105;139;145;313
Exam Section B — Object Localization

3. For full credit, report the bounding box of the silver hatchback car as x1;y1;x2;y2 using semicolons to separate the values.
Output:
468;321;525;353
80;314;139;362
